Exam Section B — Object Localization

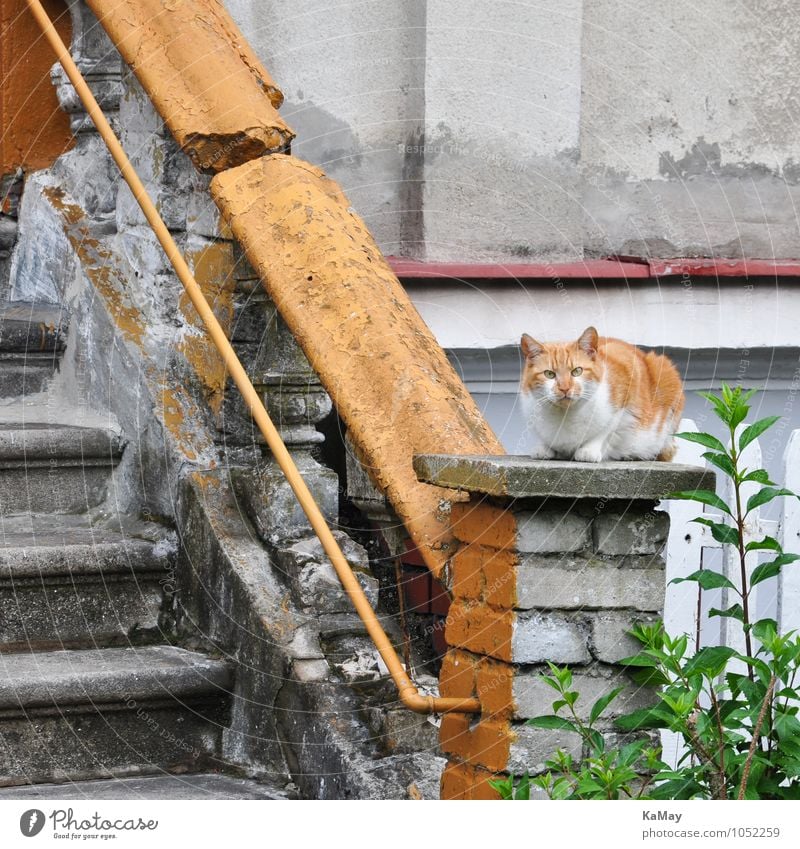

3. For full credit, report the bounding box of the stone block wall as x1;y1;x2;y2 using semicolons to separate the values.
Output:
414;455;713;799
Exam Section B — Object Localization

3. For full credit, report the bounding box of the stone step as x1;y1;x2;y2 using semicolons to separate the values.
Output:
0;421;123;514
0;646;234;786
0;302;66;354
0;773;290;800
0;514;174;650
0;353;60;399
0;302;66;399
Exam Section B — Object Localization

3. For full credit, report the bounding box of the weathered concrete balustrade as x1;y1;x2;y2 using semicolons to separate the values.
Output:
414;454;713;799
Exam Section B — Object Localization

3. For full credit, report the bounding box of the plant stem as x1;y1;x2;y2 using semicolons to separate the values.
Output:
686;711;727;799
738;676;776;800
729;428;754;674
709;688;727;791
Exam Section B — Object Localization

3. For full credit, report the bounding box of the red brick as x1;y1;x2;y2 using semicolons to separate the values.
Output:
445;601;514;662
440;762;504;800
440;713;471;755
402;568;431;613
440;718;512;772
429;576;452;615
440;762;471;799
470;766;504;800
451;545;484;600
481;547;517;608
439;649;477;699
476;657;514;718
450;502;516;549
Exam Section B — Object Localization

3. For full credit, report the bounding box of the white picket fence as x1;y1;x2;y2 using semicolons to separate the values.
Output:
664;419;800;644
660;419;800;766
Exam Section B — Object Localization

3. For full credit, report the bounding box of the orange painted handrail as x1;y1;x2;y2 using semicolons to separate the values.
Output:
24;0;480;716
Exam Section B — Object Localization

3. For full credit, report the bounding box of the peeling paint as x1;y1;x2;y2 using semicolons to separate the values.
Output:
158;385;198;462
41;185;212;463
659;136;788;182
180;240;236;416
42;185;146;349
85;0;294;173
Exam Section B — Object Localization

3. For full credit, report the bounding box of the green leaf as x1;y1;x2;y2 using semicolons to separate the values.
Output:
667;489;732;516
683;645;737;677
526;715;579;734
692;517;740;545
575;778;604;797
618;653;660;668
589;687;624;725
671;569;736;592
745;536;782;553
751;554;800;587
628;667;671;687
675;431;726;453
741;469;775;485
751;562;783;587
730;393;754;429
709;604;744;621
515;774;531;801
491;774;534;800
774;712;800;741
739;416;780;451
648;778;705;800
614;707;671;732
699;391;733;424
541;676;563;694
751;618;779;643
586;729;605;755
747;487;798;514
489;776;515;800
702;451;736;478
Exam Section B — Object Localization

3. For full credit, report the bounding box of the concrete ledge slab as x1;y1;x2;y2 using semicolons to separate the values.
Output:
414;454;713;501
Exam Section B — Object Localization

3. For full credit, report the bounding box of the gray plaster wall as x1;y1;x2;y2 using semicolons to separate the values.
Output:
226;0;426;254
226;0;800;261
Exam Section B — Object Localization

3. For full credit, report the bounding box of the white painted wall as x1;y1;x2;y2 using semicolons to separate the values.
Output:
405;278;798;351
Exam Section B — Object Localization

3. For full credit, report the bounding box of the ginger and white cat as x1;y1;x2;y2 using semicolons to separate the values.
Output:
519;327;684;462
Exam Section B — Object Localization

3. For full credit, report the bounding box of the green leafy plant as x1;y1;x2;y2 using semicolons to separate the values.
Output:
493;385;800;800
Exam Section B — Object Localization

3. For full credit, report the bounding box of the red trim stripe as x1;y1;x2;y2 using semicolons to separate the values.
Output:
387;256;800;280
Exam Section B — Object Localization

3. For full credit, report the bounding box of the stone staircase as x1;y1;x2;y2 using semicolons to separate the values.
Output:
0;302;283;798
0;302;64;400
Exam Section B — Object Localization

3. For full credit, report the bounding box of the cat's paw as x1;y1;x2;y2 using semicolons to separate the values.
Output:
530;445;558;460
573;444;605;463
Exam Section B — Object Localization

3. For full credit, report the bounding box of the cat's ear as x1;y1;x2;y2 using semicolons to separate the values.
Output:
521;333;544;361
577;326;598;358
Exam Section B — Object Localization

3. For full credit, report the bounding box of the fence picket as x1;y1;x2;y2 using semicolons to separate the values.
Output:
720;428;762;654
661;420;800;764
661;419;704;768
664;419;705;641
779;430;800;634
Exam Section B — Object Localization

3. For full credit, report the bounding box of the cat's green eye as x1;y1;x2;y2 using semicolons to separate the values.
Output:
571;367;583;376
543;370;556;379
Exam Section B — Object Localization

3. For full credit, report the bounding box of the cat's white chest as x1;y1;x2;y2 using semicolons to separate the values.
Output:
521;381;620;456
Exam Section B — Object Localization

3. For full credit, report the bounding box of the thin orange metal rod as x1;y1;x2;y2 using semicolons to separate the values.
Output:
25;0;479;716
